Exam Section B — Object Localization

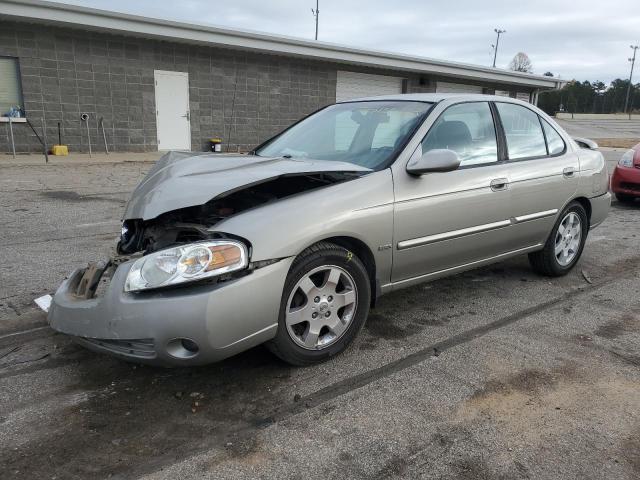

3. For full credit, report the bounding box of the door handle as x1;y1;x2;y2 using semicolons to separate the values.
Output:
490;178;509;191
563;167;576;178
181;111;190;121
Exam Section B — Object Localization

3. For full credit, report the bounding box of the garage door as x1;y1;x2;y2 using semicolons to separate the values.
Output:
436;81;483;94
336;71;403;102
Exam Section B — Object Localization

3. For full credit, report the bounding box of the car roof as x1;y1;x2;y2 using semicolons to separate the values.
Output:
337;93;530;104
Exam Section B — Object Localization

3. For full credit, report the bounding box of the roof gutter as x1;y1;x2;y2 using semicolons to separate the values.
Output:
1;0;564;89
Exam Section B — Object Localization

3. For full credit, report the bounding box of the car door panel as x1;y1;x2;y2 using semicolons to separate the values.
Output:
391;100;513;283
503;155;579;250
392;161;511;282
496;104;580;251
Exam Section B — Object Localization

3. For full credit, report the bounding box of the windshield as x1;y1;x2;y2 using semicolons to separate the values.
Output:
255;101;433;169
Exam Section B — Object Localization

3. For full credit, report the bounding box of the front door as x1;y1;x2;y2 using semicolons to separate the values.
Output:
391;101;512;283
154;70;191;151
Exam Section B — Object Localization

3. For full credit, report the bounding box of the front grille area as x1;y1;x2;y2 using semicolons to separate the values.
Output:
79;337;156;359
620;182;640;192
73;261;111;299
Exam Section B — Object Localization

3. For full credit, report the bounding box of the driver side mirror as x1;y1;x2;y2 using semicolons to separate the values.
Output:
406;149;461;175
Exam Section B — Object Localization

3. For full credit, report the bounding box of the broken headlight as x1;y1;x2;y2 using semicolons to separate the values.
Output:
124;240;248;292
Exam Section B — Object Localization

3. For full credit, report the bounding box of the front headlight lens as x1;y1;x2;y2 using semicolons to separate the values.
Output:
619;149;635;167
125;240;248;292
177;246;211;276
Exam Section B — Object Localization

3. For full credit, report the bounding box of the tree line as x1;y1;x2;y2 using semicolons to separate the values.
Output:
537;79;639;116
504;52;638;116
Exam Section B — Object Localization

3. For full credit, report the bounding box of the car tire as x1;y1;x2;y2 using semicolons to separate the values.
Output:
615;193;636;203
266;241;371;366
528;201;589;277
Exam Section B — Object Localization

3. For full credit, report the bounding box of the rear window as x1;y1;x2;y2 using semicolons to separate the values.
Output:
496;103;547;160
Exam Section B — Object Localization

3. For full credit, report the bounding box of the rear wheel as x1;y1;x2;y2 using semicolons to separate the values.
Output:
267;242;371;366
528;201;588;277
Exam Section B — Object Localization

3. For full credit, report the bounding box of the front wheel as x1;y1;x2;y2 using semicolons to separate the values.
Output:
528;201;588;276
267;242;371;366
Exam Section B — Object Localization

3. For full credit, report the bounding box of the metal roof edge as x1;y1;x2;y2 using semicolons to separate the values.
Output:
1;0;565;89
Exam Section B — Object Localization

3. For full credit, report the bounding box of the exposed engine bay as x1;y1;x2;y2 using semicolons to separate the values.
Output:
118;172;363;255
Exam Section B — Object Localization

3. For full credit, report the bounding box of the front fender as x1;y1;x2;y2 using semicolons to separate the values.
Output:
212;169;395;283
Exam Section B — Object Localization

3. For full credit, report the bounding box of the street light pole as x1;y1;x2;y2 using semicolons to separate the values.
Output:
624;44;639;115
311;0;319;40
492;28;506;68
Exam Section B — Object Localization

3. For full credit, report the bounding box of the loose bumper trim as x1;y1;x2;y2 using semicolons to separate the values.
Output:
589;191;611;229
76;337;156;359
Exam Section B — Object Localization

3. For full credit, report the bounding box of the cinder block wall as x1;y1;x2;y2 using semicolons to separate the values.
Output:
0;21;449;155
0;21;340;154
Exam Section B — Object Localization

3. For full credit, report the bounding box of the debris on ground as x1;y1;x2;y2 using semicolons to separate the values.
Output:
34;294;52;312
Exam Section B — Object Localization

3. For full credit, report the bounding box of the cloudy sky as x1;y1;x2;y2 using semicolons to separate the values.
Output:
51;0;639;83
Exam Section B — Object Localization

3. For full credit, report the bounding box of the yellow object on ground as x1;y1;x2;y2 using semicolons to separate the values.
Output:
51;145;69;156
209;138;223;152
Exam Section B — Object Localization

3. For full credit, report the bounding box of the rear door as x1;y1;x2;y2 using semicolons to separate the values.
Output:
495;102;579;250
391;101;512;283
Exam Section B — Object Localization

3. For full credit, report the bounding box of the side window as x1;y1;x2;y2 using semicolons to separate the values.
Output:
496;103;547;159
541;118;566;155
421;102;498;166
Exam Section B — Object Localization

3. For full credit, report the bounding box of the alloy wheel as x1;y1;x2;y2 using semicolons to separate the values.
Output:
555;212;582;266
285;265;358;350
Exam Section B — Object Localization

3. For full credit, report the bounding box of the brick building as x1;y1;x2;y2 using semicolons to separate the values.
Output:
0;0;563;154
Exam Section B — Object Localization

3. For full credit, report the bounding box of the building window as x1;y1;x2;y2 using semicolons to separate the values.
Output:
0;57;24;116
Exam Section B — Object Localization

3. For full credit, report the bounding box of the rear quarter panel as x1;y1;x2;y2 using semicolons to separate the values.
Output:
575;147;609;198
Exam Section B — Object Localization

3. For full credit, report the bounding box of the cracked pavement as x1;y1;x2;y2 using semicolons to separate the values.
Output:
0;150;638;479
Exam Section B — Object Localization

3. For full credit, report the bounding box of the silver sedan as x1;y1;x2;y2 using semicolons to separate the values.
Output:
48;94;611;366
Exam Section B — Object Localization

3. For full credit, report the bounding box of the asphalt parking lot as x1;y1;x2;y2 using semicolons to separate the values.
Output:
1;149;639;479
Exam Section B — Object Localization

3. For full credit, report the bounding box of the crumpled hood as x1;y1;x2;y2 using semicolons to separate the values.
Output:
124;151;372;220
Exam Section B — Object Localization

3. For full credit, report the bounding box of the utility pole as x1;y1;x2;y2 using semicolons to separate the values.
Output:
624;44;639;116
311;0;319;40
492;28;506;68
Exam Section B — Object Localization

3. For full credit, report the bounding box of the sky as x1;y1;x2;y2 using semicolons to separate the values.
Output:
49;0;640;84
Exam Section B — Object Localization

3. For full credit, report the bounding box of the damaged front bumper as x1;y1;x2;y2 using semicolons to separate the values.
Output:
47;257;294;366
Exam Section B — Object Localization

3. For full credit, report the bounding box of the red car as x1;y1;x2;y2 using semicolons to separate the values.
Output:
611;143;640;203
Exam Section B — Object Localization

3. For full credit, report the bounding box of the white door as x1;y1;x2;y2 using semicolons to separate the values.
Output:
435;81;483;94
336;71;403;102
154;70;191;151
